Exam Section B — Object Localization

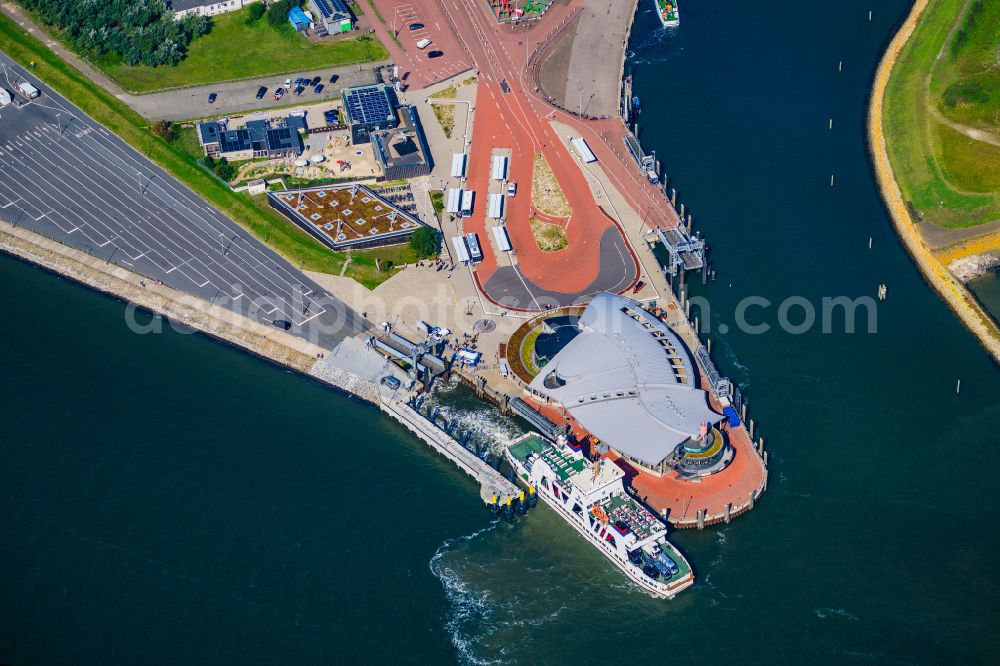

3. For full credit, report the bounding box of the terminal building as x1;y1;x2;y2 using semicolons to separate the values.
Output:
197;115;306;160
526;292;733;478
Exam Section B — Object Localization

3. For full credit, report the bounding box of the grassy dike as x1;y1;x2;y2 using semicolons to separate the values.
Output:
882;0;1000;230
869;0;1000;361
0;13;412;289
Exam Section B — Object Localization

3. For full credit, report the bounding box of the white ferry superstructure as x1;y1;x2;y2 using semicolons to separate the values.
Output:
654;0;680;28
505;432;694;598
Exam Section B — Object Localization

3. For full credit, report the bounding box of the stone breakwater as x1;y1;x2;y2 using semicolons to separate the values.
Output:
867;0;1000;363
950;252;1000;283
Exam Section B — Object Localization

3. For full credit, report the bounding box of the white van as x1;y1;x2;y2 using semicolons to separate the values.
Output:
416;38;432;50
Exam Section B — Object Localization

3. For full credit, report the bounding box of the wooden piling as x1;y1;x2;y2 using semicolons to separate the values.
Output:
749;418;755;439
724;503;731;523
697;509;705;530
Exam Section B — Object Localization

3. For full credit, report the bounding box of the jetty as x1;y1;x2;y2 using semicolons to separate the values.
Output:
310;336;517;504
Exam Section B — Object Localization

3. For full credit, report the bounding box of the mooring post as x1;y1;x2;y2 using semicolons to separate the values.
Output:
749;418;755;440
748;490;756;510
697;509;705;530
724;503;732;523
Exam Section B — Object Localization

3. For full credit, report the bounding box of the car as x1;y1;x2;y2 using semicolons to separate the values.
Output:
381;375;401;390
408;22;424;30
416;38;432;49
207;92;217;103
506;181;517;197
310;76;321;86
427;50;444;59
294;77;304;86
294;85;305;96
329;74;339;84
285;78;292;87
272;319;292;330
314;84;325;94
273;87;284;100
256;86;267;99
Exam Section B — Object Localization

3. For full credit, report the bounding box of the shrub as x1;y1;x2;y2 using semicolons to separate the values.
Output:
150;119;177;142
245;2;266;24
409;226;439;258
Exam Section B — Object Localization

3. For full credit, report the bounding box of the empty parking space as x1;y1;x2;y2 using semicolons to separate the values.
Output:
0;57;365;347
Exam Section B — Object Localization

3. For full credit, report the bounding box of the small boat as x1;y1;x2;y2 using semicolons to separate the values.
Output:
654;0;680;28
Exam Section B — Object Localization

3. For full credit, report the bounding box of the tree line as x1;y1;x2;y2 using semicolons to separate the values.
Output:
18;0;211;67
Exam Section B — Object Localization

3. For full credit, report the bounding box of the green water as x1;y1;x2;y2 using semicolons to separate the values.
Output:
2;1;999;663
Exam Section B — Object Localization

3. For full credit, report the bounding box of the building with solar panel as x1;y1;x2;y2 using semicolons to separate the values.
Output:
341;84;399;145
197;114;306;161
308;0;353;36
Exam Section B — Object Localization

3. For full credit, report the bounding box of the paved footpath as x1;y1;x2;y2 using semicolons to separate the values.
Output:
0;2;387;121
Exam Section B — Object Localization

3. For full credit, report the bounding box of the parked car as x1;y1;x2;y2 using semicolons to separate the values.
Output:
329;74;339;84
416;38;432;49
313;84;325;94
507;181;517;197
256;86;267;99
294;77;304;86
310;76;321;86
324;110;339;124
285;78;292;87
272;320;292;330
273;87;285;100
207;92;217;103
294;85;305;96
408;22;424;30
427;50;444;59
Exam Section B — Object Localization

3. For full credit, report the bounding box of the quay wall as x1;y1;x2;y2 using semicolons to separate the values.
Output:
0;220;516;503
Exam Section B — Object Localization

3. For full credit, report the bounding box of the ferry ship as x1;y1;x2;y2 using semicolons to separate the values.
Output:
654;0;680;28
505;433;695;599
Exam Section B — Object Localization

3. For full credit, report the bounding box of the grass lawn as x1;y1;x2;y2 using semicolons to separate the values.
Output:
529;216;568;252
532;153;571;217
882;0;1000;229
431;103;455;138
0;12;402;290
430;191;445;217
100;8;388;93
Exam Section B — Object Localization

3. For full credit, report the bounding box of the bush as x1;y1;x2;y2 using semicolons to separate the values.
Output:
20;0;211;68
213;157;237;182
245;2;266;24
150;119;177;142
409;226;439;258
267;0;301;26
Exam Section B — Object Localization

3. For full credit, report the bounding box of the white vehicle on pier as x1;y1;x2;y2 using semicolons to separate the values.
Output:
505;433;694;599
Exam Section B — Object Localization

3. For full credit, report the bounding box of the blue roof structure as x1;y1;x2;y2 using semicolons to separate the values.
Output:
723;406;741;427
288;6;310;30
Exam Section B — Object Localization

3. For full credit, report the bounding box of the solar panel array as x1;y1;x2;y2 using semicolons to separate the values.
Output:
314;0;350;19
344;86;393;125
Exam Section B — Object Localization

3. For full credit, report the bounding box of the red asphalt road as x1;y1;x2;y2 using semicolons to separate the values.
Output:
374;0;684;293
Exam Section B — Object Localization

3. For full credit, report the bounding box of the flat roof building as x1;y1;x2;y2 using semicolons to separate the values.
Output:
341;84;399;144
527;293;726;476
267;183;431;250
371;106;433;181
168;0;258;19
309;0;352;35
198;115;305;161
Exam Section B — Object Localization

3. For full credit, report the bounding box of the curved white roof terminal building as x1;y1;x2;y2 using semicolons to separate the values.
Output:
528;292;722;474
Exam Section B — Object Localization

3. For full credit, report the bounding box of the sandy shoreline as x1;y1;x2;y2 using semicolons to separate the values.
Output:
867;0;1000;363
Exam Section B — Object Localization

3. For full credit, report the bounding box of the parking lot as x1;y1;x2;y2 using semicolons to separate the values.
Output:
0;57;366;348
